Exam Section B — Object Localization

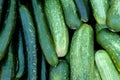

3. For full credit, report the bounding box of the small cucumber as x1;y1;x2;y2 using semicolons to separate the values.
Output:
74;0;89;22
106;0;120;32
0;43;15;80
60;0;82;29
19;5;37;80
96;29;120;72
45;0;69;57
0;0;16;61
90;0;109;24
70;24;94;80
95;50;120;80
0;0;4;22
49;60;69;80
15;29;25;79
32;0;58;66
94;65;101;80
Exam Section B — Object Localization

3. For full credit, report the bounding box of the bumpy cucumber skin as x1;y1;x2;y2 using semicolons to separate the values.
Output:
107;0;120;32
32;0;58;66
70;24;94;80
19;5;37;80
90;0;109;24
60;0;82;29
94;65;101;80
95;50;120;80
15;30;25;79
96;29;120;72
45;0;69;57
49;60;69;80
0;44;15;80
0;0;16;61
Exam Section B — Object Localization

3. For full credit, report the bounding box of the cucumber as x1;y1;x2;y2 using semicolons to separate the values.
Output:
0;43;15;80
74;0;89;22
95;50;120;80
70;24;94;80
60;0;82;29
106;0;120;32
96;29;120;72
32;0;58;66
95;23;107;34
45;0;69;57
90;0;109;24
19;5;37;80
0;0;4;22
94;65;101;80
15;29;25;79
49;60;69;80
0;0;16;61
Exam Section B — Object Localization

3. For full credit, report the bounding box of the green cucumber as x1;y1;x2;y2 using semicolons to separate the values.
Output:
60;0;82;29
45;0;69;57
95;50;120;80
0;0;16;61
94;65;101;80
106;0;120;32
15;29;25;79
0;43;15;80
70;24;94;80
96;29;120;72
32;0;58;66
0;0;4;22
74;0;89;22
90;0;109;24
19;5;37;80
49;60;69;80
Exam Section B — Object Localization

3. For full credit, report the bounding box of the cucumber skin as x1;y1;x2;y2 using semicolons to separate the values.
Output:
49;60;69;80
107;0;120;32
19;5;37;80
90;0;109;24
45;0;69;57
60;0;82;29
96;29;120;72
70;24;94;80
94;65;101;80
32;0;58;66
0;0;16;61
95;50;120;80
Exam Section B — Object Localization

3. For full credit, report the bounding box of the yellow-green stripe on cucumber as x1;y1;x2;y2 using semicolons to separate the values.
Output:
96;29;120;72
45;0;69;57
95;50;120;80
60;0;82;29
70;24;94;80
90;0;109;24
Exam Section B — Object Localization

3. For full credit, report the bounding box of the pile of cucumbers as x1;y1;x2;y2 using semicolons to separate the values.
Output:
0;0;120;80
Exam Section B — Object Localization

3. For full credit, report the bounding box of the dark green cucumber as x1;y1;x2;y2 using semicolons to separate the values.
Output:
96;29;120;72
49;60;69;80
32;0;58;66
74;0;89;22
107;0;120;32
19;5;37;80
41;55;47;80
0;43;15;80
45;0;69;57
95;50;120;80
94;65;101;80
90;0;109;24
0;0;16;61
60;0;82;29
0;0;4;22
70;24;94;80
15;29;25;79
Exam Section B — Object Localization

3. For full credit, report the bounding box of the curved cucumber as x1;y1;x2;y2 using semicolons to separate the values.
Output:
0;0;16;61
19;5;37;80
95;50;120;80
49;60;69;80
107;0;120;32
96;29;120;72
32;0;58;66
45;0;69;57
60;0;82;29
0;43;15;80
90;0;109;24
70;24;94;80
